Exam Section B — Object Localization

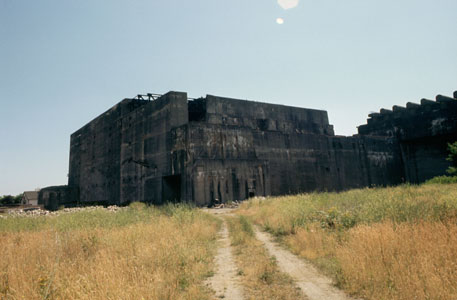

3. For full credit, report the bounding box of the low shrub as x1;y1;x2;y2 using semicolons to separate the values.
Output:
425;175;457;184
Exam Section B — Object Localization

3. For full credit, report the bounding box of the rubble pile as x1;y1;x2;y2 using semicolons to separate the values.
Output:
212;200;242;209
0;205;124;219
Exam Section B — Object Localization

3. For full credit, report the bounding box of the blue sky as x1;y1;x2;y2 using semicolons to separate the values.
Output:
1;0;456;196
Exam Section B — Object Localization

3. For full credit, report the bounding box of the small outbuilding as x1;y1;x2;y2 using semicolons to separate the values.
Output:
22;191;39;206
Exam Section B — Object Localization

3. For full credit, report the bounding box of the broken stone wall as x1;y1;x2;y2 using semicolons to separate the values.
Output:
358;92;457;183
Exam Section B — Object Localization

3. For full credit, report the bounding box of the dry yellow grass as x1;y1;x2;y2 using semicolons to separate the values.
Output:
286;222;457;299
238;184;457;300
284;225;340;277
226;215;306;300
0;208;219;300
337;221;457;300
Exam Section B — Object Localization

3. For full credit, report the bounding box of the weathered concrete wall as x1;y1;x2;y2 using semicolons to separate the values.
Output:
174;123;270;206
68;98;148;205
120;91;188;205
177;122;401;206
66;90;455;207
358;92;457;183
38;186;78;210
202;95;334;135
68;91;188;206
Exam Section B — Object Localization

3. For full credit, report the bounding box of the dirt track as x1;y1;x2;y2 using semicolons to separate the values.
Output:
255;227;353;300
204;209;244;299
204;208;353;300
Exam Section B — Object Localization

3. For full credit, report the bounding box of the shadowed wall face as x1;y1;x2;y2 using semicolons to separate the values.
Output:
68;92;188;206
173;95;401;205
181;122;401;205
358;94;457;183
119;92;188;205
68;99;136;205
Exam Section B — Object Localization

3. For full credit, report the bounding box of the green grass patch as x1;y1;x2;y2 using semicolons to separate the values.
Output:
0;203;210;233
240;183;457;236
425;175;457;184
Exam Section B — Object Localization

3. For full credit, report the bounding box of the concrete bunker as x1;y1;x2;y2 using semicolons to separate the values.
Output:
39;90;457;210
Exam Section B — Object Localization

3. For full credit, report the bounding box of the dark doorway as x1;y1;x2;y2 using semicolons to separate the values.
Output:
162;175;181;203
245;179;256;199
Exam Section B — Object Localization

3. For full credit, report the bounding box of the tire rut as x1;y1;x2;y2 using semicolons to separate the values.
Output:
255;227;354;300
205;211;244;299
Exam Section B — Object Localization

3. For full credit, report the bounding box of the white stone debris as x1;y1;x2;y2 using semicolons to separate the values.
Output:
0;205;125;219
